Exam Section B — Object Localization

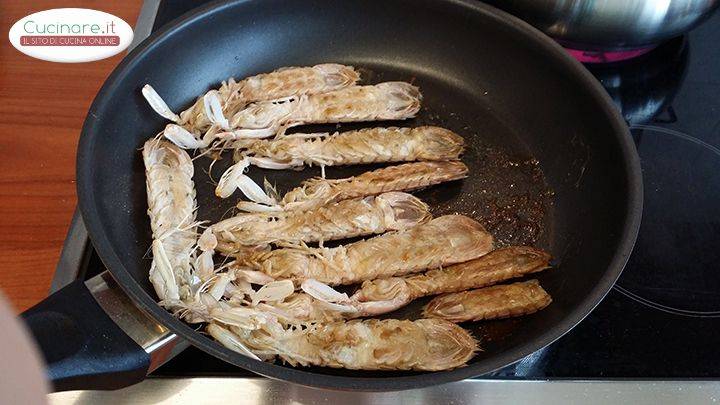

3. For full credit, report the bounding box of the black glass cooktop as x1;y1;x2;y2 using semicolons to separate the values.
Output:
88;1;718;378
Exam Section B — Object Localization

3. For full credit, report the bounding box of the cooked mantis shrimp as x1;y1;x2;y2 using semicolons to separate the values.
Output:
142;64;359;136
250;246;551;324
227;82;421;139
213;191;430;253
142;138;198;302
211;318;477;371
239;126;464;169
221;126;465;202
235;215;494;285
354;246;551;306
422;279;552;323
169;276;300;327
140;62;553;373
236;160;469;212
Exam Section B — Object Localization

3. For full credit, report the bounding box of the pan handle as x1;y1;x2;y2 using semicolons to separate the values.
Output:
20;272;186;392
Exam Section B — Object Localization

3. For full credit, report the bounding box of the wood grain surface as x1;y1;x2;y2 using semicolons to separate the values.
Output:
0;1;141;312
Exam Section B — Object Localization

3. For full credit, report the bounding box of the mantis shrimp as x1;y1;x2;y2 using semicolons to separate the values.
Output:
353;246;551;305
237;160;469;212
227;82;422;139
142;138;199;303
139;63;553;372
236;246;552;324
234;215;494;286
423;279;552;323
219;126;465;202
156;81;422;150
142;64;360;148
208;318;478;371
212;192;431;253
239;126;464;168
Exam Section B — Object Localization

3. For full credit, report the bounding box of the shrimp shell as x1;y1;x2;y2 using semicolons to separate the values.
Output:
237;215;494;285
142;139;198;302
355;246;552;303
423;280;552;323
227;318;477;371
214;192;430;253
146;64;359;133
276;161;469;212
229;82;421;137
241;126;464;168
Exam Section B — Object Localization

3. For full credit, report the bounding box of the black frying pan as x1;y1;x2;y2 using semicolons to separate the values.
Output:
21;0;642;392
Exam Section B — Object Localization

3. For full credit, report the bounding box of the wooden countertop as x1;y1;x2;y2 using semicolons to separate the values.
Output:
0;1;141;312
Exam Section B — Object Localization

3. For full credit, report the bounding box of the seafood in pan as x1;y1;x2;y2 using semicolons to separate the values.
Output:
236;246;553;324
218;126;465;201
142;64;360;145
212;191;431;252
237;160;469;212
423;279;552;322
354;246;551;306
227;82;421;139
141;63;554;372
142;138;198;303
234;215;495;285
237;126;464;169
341;246;551;317
148;80;420;149
208;318;477;371
220;126;465;203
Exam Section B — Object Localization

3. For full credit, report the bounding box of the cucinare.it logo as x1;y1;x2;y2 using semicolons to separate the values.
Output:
8;8;133;63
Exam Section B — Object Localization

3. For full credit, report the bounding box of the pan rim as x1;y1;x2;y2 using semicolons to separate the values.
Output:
76;0;643;391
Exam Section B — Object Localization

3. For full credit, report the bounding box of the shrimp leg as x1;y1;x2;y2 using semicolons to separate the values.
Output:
422;280;552;323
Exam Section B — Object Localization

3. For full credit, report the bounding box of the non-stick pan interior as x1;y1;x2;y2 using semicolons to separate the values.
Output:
78;0;639;389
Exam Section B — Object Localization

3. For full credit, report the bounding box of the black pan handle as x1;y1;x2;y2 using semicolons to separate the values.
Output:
20;278;151;391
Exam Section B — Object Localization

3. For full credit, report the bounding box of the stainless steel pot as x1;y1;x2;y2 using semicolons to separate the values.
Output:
482;0;719;50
